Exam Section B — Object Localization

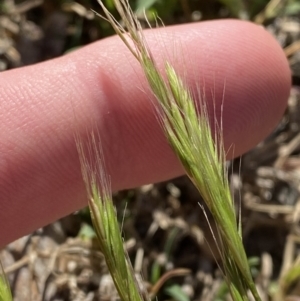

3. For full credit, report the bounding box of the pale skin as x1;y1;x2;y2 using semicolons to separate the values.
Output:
0;20;291;247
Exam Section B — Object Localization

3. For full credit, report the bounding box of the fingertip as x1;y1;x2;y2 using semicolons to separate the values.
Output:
179;20;291;156
220;20;291;155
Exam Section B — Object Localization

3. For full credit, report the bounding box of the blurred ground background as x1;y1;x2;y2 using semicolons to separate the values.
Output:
1;0;300;300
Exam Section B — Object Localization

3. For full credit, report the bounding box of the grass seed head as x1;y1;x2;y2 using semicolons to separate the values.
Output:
76;132;149;301
85;1;263;300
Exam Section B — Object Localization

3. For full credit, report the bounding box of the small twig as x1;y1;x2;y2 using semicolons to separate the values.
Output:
4;255;30;275
284;41;300;57
275;133;300;169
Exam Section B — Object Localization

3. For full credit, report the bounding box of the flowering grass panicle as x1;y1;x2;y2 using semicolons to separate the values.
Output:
76;133;149;301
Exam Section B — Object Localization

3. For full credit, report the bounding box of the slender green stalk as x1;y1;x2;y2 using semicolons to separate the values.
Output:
76;133;149;301
95;1;262;300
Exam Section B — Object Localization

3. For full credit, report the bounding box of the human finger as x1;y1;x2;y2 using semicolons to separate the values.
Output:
0;20;290;246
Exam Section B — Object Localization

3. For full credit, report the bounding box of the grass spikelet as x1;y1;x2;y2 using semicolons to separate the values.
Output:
76;133;149;301
96;1;262;300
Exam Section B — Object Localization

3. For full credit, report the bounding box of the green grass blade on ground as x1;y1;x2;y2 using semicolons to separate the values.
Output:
0;261;12;301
